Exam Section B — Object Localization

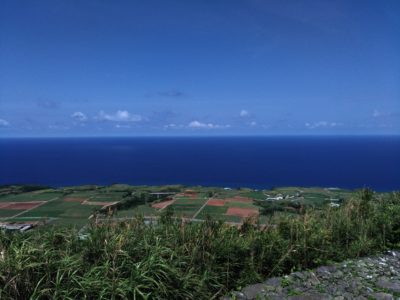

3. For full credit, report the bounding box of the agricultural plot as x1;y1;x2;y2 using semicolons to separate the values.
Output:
63;190;125;207
0;191;62;202
0;209;25;218
168;194;208;218
0;190;63;221
152;199;175;209
170;204;205;218
19;199;92;218
64;191;94;199
226;207;258;218
138;189;265;223
239;190;266;200
0;187;128;227
91;192;127;202
201;197;259;221
116;204;157;217
216;190;239;199
196;205;233;222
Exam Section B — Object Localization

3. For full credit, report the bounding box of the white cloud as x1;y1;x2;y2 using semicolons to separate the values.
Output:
163;123;184;129
305;121;341;129
188;120;230;129
115;124;131;129
71;111;88;122
0;118;10;127
240;110;249;117
163;121;231;130
372;109;398;118
250;121;257;126
97;110;143;122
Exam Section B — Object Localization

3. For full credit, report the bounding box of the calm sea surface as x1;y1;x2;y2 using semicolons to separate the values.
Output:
0;136;399;191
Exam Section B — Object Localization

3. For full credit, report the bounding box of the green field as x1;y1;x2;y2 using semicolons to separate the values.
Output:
18;199;96;219
64;192;94;198
115;204;157;217
0;192;63;202
0;209;24;218
196;205;227;220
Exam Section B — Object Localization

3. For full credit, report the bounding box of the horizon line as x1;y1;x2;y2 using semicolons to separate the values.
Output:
1;134;400;139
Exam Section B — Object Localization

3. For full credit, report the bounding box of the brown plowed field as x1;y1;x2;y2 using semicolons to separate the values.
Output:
207;199;225;206
225;207;258;218
184;192;198;199
0;201;44;210
152;199;175;209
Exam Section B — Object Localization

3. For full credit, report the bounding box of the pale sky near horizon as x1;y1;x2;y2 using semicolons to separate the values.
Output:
0;0;399;137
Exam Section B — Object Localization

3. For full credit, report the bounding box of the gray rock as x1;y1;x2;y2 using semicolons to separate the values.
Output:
288;293;330;300
376;278;400;293
370;292;394;300
316;265;337;274
292;271;307;281
333;270;344;278
241;283;266;299
222;251;400;300
264;277;282;287
342;292;356;299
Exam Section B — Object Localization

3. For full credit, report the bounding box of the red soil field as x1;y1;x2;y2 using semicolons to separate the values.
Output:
64;197;87;203
184;193;198;199
152;199;175;209
0;203;9;209
0;201;44;210
207;199;225;206
225;207;259;218
183;190;197;198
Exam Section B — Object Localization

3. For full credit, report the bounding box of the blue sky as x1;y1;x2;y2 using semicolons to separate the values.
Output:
0;0;399;137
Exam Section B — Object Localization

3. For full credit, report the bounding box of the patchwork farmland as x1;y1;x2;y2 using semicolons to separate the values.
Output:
112;185;369;225
0;186;130;228
0;184;369;231
113;188;264;223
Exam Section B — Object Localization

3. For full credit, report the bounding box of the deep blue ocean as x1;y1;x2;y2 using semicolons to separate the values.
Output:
0;136;399;191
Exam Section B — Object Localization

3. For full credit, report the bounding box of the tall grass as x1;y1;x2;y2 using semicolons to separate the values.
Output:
0;189;399;299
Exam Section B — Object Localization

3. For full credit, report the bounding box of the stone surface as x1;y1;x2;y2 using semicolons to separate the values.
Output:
371;292;394;300
376;278;400;293
241;283;267;299
223;250;400;299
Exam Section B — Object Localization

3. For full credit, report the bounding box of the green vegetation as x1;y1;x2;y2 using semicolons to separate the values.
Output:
196;205;228;219
0;192;63;202
0;188;399;299
0;210;24;218
19;200;95;219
